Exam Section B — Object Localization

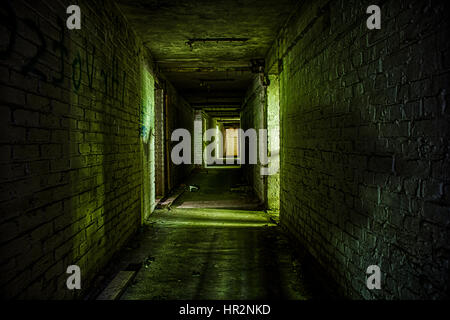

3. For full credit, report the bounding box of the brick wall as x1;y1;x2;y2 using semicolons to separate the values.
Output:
202;111;210;167
140;63;156;220
165;83;194;191
154;87;165;198
265;0;450;299
267;74;280;211
193;110;203;167
0;0;183;299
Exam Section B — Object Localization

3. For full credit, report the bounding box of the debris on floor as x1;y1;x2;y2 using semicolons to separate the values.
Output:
230;184;252;193
157;186;185;209
144;256;155;268
189;184;200;192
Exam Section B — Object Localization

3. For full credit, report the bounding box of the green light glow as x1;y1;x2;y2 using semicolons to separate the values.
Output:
267;74;280;212
141;63;156;221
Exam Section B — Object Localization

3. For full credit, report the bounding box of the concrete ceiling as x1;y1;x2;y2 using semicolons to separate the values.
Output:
115;0;297;114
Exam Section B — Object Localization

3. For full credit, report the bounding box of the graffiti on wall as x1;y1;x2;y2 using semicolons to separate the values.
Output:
1;1;128;106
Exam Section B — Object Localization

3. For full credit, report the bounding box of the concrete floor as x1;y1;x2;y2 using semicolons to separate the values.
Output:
100;168;328;300
173;167;263;210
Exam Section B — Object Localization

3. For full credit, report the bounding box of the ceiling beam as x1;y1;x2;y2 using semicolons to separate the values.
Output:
191;102;241;107
197;107;240;111
160;66;252;73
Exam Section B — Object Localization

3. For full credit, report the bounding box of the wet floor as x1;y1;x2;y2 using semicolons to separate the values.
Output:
101;168;328;300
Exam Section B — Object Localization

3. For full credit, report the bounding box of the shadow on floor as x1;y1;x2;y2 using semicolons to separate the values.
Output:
86;168;336;300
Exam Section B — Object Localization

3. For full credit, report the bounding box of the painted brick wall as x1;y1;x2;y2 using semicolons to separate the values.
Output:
154;87;165;198
241;74;266;204
267;74;280;211
165;84;194;191
140;63;156;221
193;110;203;166
0;0;166;299
266;0;449;299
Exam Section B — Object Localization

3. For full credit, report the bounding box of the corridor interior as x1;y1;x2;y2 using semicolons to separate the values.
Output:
0;0;449;300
